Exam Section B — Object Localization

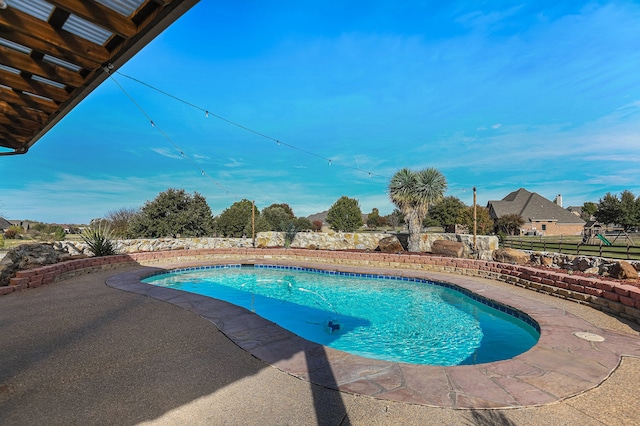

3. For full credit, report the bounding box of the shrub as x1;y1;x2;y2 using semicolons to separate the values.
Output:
284;223;298;248
52;226;66;241
81;224;118;257
4;225;23;239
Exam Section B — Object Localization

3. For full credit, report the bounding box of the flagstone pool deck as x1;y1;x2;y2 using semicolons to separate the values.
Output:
2;258;640;424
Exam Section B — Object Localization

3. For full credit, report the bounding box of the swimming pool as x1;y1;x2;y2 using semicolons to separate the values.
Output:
143;264;539;366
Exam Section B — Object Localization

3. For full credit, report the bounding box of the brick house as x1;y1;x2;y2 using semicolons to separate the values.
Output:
487;188;585;236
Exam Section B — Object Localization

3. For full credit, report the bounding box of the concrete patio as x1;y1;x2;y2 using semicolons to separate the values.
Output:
1;262;639;425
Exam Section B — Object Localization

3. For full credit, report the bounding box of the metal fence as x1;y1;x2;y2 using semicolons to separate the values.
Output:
502;237;640;260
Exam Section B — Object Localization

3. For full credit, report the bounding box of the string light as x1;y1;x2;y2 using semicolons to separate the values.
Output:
107;73;241;200
114;71;388;181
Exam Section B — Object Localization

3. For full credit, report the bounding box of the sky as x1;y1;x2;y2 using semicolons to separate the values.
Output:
2;0;640;224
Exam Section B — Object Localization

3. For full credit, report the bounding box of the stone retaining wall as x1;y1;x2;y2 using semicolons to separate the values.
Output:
3;248;639;324
53;232;499;260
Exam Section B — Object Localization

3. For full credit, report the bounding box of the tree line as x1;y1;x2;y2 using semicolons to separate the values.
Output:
63;170;640;251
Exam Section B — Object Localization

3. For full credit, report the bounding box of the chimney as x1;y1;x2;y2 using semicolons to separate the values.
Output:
555;194;563;207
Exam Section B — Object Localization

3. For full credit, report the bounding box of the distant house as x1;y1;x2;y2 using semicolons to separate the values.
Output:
0;217;11;233
8;220;33;232
487;188;585;236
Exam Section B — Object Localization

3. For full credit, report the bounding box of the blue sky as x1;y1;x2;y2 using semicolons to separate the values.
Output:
2;0;640;224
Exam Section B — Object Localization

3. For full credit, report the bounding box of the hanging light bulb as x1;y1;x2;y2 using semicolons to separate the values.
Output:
368;172;372;178
276;140;281;146
201;170;205;176
150;120;155;127
328;159;332;166
205;111;209;118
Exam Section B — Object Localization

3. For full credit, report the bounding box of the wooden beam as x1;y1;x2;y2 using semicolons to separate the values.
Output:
0;8;110;64
0;87;59;114
0;122;34;138
0;101;48;123
0;114;41;131
0;45;85;88
0;69;71;103
0;131;29;148
0;29;99;71
47;0;138;39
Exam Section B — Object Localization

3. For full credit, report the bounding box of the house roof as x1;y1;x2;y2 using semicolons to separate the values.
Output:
487;188;585;224
0;216;13;229
0;0;199;156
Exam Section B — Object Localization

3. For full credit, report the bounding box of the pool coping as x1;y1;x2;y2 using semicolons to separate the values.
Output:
106;260;640;409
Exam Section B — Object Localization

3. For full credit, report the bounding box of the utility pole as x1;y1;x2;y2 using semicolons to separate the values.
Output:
252;200;255;248
473;187;477;255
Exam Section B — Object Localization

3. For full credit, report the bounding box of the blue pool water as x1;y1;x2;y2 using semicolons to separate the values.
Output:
143;265;539;366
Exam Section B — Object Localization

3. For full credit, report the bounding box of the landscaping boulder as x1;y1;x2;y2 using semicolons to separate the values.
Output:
377;236;404;253
0;243;64;286
611;261;639;280
432;240;464;258
493;248;530;265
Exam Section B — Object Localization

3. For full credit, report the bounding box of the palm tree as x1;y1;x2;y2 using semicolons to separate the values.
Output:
388;167;447;252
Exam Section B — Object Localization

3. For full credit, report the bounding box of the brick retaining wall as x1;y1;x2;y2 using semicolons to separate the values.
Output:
3;248;639;324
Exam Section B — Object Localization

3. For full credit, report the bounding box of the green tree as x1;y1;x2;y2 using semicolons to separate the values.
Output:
293;217;313;231
618;190;640;230
595;190;640;230
496;213;524;235
388;167;447;252
326;196;363;232
458;205;494;235
581;202;598;222
51;225;66;241
595;192;620;226
366;208;385;230
424;196;466;229
266;203;295;219
261;206;292;231
128;188;214;238
214;199;258;237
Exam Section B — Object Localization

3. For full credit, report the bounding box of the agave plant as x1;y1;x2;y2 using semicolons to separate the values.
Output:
283;222;298;248
81;223;118;257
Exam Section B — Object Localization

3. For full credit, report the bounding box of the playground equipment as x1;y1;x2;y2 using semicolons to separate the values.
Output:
583;222;635;246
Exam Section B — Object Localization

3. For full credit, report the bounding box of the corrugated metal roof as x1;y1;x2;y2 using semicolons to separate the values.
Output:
0;38;31;54
7;0;53;20
62;13;113;45
96;0;145;17
42;54;82;72
0;0;200;154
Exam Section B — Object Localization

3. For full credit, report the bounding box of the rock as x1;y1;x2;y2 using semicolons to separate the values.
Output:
0;243;64;287
541;256;554;267
377;236;404;253
431;240;464;258
611;261;639;280
493;248;530;264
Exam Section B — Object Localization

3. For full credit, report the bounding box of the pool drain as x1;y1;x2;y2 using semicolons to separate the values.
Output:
574;331;605;342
